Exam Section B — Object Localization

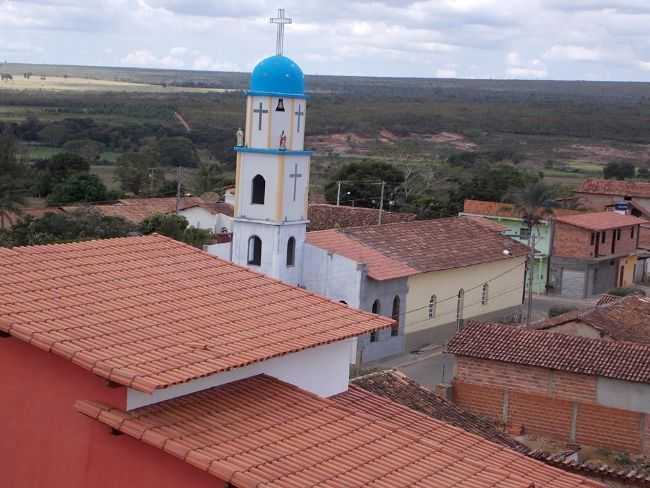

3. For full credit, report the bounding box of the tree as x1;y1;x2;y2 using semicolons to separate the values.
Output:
0;129;27;229
191;162;224;196
62;139;104;162
5;208;135;247
637;167;650;180
462;164;538;204
324;160;405;209
603;161;636;180
115;151;162;195
158;136;200;167
47;174;114;205
140;213;212;248
34;153;90;196
507;181;557;243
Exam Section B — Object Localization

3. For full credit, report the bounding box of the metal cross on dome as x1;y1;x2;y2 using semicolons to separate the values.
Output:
270;8;292;56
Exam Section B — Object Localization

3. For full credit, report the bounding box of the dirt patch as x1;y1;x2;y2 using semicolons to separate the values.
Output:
307;132;372;155
555;144;650;164
428;132;478;151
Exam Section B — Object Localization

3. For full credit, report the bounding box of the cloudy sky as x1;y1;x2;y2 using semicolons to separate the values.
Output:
3;0;650;81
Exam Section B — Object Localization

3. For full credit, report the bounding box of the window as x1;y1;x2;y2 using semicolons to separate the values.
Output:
519;227;531;240
391;295;400;337
632;226;636;239
247;235;262;265
372;299;381;314
481;283;489;306
456;289;465;330
590;232;595;245
286;237;296;267
601;232;606;244
616;229;621;241
251;175;266;204
370;330;378;343
428;295;437;319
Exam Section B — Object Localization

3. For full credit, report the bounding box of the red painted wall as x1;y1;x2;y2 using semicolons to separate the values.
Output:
0;337;224;488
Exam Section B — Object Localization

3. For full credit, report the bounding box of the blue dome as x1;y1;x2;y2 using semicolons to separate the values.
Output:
249;55;305;97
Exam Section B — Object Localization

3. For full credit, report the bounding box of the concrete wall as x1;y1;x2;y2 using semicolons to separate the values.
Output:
357;276;408;362
0;337;224;488
178;207;232;233
550;257;619;298
405;257;526;349
128;338;357;409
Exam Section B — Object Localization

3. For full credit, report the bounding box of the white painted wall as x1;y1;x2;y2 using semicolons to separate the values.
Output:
281;155;310;222
597;377;650;414
127;338;356;410
301;243;363;307
205;241;231;261
179;206;233;233
249;96;271;148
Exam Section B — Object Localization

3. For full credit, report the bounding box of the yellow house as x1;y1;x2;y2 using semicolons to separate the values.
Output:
304;217;529;356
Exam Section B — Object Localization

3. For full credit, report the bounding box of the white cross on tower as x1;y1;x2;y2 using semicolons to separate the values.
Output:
289;163;303;201
270;8;292;56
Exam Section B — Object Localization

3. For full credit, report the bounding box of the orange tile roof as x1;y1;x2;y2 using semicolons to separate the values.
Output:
76;374;601;488
0;235;392;393
65;197;205;224
0;207;64;229
554;211;646;231
463;200;581;220
307;204;416;231
577;179;650;198
307;217;529;281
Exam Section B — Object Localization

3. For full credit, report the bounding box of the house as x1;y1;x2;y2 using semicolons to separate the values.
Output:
576;178;650;217
446;321;650;456
65;197;206;224
307;203;416;231
177;202;234;233
0;235;600;488
0;206;64;229
532;294;650;344
461;199;581;293
549;211;646;298
304;217;529;355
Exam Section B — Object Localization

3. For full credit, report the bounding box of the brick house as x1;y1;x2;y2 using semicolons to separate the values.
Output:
576;179;650;217
446;322;650;456
549;211;646;297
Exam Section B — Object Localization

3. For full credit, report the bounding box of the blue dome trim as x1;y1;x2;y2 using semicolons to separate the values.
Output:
249;55;305;97
234;147;313;156
246;90;308;100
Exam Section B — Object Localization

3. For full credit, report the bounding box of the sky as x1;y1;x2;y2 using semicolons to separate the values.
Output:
3;0;650;81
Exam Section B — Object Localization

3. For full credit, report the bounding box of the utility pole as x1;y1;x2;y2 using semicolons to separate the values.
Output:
336;181;342;206
175;166;182;214
378;181;385;225
525;233;536;326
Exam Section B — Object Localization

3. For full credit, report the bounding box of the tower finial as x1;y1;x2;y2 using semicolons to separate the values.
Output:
270;8;292;56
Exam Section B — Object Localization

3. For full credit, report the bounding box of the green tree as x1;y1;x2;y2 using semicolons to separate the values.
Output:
115;151;162;195
62;139;105;162
6;208;135;247
508;181;557;230
603;161;636;180
324;160;404;209
158;136;200;167
140;213;212;248
192;162;224;196
463;164;538;203
33;152;91;196
47;174;113;205
637;167;650;180
0;129;27;229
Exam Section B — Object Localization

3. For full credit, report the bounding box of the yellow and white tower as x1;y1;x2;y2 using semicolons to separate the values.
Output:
231;9;310;285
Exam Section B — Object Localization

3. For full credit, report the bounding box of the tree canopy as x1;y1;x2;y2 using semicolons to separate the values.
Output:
140;213;212;248
47;173;117;205
603;161;636;180
115;150;162;195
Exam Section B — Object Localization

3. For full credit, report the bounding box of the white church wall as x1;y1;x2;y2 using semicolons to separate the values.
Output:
281;155;310;221
237;153;280;221
249;96;271;148
290;99;306;151
205;241;231;261
301;243;363;307
127;338;355;410
270;96;291;150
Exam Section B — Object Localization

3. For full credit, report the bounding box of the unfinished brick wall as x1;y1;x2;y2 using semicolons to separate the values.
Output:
578;193;618;212
452;357;649;455
553;221;639;259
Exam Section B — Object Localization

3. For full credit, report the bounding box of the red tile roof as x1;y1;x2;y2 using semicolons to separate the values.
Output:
0;235;392;393
534;295;650;345
0;207;64;229
447;321;650;384
577;179;650;198
307;204;416;231
307;217;529;280
554;211;646;231
76;374;601;488
344;370;528;453
66;197;205;224
463;200;580;220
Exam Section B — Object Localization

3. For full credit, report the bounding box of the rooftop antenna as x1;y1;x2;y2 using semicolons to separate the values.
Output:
270;8;292;56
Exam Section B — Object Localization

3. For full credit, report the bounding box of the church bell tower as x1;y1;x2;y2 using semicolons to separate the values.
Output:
231;9;310;285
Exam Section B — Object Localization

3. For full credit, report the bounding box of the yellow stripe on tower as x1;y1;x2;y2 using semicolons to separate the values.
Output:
234;152;242;216
288;98;295;150
267;96;273;149
276;155;286;221
245;97;252;146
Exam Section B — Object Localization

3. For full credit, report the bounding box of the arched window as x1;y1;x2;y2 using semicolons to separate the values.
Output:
391;295;400;337
286;237;296;267
251;175;265;204
372;299;381;314
428;295;437;319
456;289;465;330
247;235;262;266
481;283;489;306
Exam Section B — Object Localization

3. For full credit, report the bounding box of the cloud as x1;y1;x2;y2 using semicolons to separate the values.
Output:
436;67;457;78
544;44;603;61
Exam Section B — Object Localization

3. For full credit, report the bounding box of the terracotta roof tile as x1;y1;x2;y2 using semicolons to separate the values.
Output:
0;235;393;392
307;204;416;231
307;217;529;280
77;374;602;488
447;321;650;383
65;197;205;224
554;211;646;231
577;179;650;198
534;295;650;345
0;207;65;229
343;370;528;453
463;200;581;219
